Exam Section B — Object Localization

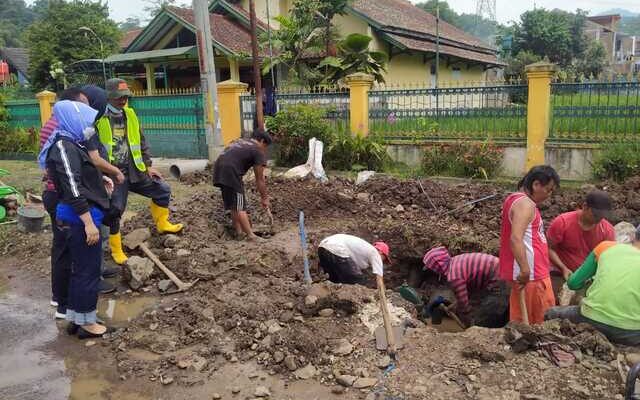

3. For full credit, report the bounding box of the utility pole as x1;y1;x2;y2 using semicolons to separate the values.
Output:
435;0;440;118
249;0;265;131
193;0;222;162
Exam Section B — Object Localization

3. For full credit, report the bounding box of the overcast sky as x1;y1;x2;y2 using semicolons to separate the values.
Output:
28;0;640;24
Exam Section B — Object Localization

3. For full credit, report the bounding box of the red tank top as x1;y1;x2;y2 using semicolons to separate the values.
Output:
499;192;550;281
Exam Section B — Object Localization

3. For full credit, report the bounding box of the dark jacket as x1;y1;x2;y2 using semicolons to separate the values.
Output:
46;138;110;216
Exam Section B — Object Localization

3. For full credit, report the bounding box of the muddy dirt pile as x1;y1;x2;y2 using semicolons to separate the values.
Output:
103;173;639;398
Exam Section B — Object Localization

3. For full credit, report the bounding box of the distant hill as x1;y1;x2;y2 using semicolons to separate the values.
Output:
597;8;638;18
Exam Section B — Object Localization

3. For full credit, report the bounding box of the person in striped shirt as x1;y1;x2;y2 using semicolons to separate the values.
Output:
423;246;508;327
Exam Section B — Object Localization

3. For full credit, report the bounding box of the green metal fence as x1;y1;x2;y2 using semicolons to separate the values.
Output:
369;83;528;142
5;99;41;130
550;81;640;142
240;88;350;135
128;93;206;159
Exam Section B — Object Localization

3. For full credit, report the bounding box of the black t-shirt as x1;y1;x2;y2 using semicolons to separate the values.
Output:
83;134;107;159
213;139;266;192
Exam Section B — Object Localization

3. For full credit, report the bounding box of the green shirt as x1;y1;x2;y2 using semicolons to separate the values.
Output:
568;241;640;330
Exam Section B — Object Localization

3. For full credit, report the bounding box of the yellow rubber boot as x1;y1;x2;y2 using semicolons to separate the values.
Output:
109;233;128;265
150;202;183;234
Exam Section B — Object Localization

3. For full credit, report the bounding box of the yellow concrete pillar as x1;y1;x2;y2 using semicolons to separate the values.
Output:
345;72;374;137
144;63;156;95
228;57;240;82
217;80;248;145
524;62;558;170
36;90;56;127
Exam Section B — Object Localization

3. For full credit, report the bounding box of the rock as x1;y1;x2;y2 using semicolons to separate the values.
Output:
376;355;391;369
124;256;155;290
163;234;180;248
356;171;376;185
294;364;317;380
149;323;158;331
353;377;377;389
158;279;173;292
231;386;241;394
307;284;331;299
395;204;405;212
283;302;294;310
284;356;297;371
176;249;191;257
254;386;270;397
318;308;334;317
260;335;273;349
85;340;96;347
330;339;353;356
304;295;318;306
568;382;590;398
265;319;282;334
273;351;285;363
212;394;221;399
332;386;345;394
356;193;370;202
336;375;357;387
279;311;294;323
191;355;208;372
177;355;192;369
354;368;369;378
626;352;640;366
161;376;174;385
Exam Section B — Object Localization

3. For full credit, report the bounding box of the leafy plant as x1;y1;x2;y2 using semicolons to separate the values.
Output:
325;132;390;171
422;141;503;178
320;33;388;84
592;141;640;182
0;128;38;154
265;104;332;166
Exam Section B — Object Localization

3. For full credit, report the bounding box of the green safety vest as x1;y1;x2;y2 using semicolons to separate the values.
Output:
96;106;147;172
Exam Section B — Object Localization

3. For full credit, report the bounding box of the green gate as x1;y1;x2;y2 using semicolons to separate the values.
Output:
5;99;41;130
128;93;206;159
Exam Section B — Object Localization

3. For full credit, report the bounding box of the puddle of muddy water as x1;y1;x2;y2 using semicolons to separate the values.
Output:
97;296;157;328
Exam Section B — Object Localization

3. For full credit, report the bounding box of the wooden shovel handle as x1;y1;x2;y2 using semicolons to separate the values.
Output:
519;285;529;325
139;243;186;288
376;275;396;354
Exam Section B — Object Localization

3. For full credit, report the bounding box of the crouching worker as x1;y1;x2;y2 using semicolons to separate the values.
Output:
213;131;272;241
423;246;508;327
318;234;391;284
545;228;640;346
97;78;183;265
40;100;113;339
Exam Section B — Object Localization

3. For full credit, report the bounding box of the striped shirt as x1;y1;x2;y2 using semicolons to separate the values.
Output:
448;253;499;314
40;117;59;191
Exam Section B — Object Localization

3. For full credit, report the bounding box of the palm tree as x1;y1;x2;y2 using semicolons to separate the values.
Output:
319;33;388;84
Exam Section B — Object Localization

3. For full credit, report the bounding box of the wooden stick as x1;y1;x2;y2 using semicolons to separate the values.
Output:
519;285;529;325
438;304;466;329
139;243;189;290
376;275;396;356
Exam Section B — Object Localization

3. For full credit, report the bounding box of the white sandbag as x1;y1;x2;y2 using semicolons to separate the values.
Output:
283;137;327;181
615;221;636;244
356;170;376;185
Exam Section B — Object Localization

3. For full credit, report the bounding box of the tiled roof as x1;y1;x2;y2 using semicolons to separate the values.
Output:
121;29;143;50
0;47;29;76
349;0;500;65
167;6;266;56
384;33;505;66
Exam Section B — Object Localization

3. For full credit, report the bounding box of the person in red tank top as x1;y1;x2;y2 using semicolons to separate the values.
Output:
499;165;560;324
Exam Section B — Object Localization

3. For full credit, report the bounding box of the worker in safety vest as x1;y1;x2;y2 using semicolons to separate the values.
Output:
96;78;183;265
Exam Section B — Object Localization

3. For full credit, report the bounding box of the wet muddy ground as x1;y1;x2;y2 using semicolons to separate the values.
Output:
2;171;640;399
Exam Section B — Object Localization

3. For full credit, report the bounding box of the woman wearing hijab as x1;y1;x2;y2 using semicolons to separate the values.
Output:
40;100;113;339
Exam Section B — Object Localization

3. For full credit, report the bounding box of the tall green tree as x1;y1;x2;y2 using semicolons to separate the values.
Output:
0;0;36;47
415;0;459;25
25;0;121;89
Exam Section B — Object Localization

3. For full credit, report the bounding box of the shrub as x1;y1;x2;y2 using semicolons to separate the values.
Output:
265;104;331;166
592;141;640;182
421;141;503;178
0;127;39;154
325;132;390;171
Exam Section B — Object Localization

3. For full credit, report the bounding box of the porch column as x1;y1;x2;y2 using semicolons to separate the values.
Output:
228;57;240;82
144;63;156;95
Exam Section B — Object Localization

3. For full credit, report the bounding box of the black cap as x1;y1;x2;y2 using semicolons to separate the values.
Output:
586;190;612;219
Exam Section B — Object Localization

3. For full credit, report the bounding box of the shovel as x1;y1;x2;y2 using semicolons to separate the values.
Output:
376;275;397;358
123;228;198;294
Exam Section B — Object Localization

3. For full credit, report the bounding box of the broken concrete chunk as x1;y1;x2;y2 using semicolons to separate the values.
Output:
330;338;353;356
304;295;318;306
158;279;173;292
254;386;270;397
353;377;377;389
336;375;357;387
284;356;297;371
294;364;317;380
124;256;154;290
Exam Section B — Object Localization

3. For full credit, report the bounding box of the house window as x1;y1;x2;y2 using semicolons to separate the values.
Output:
452;67;461;80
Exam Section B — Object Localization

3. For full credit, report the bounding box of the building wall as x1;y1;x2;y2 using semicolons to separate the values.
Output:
384;53;486;86
239;0;282;28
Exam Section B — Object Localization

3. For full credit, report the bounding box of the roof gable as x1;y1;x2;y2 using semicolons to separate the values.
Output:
0;47;29;76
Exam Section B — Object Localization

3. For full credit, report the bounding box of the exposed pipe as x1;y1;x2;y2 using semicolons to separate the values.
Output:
169;159;209;180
